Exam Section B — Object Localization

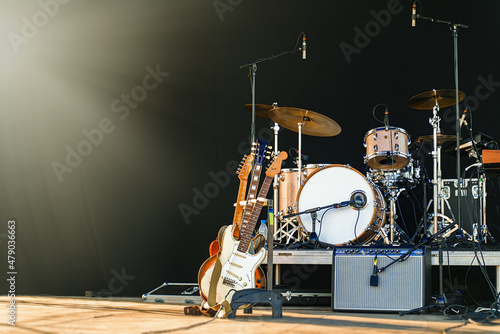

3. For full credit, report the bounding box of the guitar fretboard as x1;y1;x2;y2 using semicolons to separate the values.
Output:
237;175;272;253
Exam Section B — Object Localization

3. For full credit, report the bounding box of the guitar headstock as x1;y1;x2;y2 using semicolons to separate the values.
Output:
265;151;288;178
254;140;269;166
237;154;254;181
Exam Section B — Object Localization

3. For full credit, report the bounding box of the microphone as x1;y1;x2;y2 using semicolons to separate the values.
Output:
370;255;379;287
411;1;417;27
383;108;389;131
467;106;472;131
302;36;306;60
460;109;468;128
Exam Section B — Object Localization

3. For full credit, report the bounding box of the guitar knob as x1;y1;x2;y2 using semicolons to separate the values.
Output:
243;282;247;287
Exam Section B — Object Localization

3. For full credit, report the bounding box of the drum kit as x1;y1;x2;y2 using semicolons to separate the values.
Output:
246;88;470;248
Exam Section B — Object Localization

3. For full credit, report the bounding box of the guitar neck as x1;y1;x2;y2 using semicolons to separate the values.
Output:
237;175;272;253
232;178;249;226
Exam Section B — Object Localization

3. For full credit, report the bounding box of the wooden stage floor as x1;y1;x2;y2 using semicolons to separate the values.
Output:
1;296;500;334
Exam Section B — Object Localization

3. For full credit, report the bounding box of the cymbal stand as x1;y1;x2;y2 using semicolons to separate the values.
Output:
272;120;280;237
271;121;280;286
429;99;453;308
297;121;304;187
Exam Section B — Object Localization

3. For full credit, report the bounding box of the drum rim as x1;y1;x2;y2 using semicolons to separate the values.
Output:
295;164;385;246
363;126;410;139
280;163;332;173
365;151;410;170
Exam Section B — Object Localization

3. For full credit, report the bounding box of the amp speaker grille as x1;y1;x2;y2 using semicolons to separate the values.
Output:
332;246;431;312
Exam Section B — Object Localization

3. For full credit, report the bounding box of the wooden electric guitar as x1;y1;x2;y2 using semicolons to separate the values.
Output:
208;153;254;256
198;150;287;307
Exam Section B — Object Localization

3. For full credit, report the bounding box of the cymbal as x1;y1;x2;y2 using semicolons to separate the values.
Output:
268;106;341;137
408;89;466;110
417;134;458;145
244;104;273;118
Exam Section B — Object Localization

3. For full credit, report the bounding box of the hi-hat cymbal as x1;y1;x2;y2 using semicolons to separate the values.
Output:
244;104;274;118
418;134;458;145
268;106;341;137
408;89;466;110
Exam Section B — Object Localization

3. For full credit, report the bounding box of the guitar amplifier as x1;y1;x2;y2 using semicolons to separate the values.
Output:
332;246;431;312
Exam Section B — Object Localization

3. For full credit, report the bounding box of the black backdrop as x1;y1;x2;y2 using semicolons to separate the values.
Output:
1;0;499;297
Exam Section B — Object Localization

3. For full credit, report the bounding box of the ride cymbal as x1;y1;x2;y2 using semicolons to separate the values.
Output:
408;89;466;110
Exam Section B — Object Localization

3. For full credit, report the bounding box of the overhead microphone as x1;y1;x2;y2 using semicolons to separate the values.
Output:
302;36;306;60
459;109;468;128
411;1;417;27
383;108;389;131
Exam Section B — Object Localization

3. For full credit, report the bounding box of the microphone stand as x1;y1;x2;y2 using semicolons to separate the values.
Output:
414;12;469;310
282;201;353;245
239;47;303;144
239;38;304;290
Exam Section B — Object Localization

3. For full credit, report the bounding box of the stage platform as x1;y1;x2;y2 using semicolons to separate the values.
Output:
1;296;500;333
268;248;500;290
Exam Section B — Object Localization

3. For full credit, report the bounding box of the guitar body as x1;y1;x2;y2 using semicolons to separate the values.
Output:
198;225;266;305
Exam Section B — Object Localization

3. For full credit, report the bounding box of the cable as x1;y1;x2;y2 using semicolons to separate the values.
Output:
371;103;387;124
396;197;410;236
352;208;361;245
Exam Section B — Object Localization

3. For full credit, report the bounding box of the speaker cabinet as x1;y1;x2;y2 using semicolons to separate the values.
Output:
332;246;431;312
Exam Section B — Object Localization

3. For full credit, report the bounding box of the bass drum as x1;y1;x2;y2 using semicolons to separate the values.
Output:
297;165;386;246
278;164;331;215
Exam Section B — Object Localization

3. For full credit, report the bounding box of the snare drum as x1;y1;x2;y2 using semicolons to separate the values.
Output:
278;164;331;215
364;127;410;170
296;165;386;246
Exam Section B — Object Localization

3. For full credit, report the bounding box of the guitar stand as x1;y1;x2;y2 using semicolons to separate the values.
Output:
227;289;283;318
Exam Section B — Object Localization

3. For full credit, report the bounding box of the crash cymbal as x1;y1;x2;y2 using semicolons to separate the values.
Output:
408;89;466;110
244;104;273;119
268;106;341;137
418;134;458;145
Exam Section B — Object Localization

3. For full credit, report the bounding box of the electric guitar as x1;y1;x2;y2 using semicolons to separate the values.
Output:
208;153;254;256
198;150;287;307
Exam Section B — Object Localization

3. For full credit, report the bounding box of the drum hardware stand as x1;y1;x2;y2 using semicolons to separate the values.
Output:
387;187;405;244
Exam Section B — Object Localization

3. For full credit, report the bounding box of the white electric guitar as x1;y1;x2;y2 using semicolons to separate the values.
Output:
198;150;287;308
